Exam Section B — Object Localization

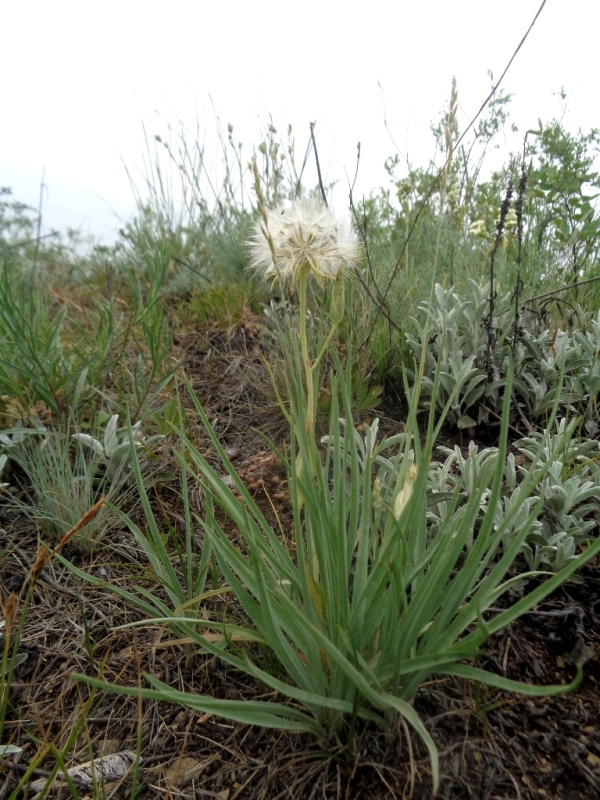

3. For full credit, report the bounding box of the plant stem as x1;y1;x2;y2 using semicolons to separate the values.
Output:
297;265;321;581
298;266;314;440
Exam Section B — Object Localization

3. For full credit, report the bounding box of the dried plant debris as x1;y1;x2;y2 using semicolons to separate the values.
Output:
29;750;138;797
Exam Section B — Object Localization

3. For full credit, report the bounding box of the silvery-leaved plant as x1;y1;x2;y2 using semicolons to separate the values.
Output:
425;417;600;572
426;443;542;556
407;281;600;430
0;417;152;551
573;310;600;410
321;417;407;477
0;419;47;487
520;531;578;573
406;281;513;429
322;416;597;576
517;463;597;574
517;416;600;468
0;454;8;490
72;414;162;480
514;419;599;570
515;312;600;423
320;417;414;523
0;419;46;453
560;315;600;421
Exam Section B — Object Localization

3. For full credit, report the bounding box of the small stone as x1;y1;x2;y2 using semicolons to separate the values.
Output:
164;757;205;786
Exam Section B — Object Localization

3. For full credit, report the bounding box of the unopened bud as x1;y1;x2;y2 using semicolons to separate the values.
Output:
393;464;418;521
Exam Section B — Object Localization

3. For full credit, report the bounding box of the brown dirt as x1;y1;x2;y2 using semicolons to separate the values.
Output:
1;313;599;799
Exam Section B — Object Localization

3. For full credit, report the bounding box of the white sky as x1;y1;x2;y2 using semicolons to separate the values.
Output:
2;0;598;245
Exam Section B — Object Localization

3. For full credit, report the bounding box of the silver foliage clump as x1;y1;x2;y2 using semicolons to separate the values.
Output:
427;417;600;572
72;414;163;480
322;415;600;574
406;281;600;430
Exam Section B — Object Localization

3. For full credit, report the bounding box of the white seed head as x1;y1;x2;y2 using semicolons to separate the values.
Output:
248;197;359;289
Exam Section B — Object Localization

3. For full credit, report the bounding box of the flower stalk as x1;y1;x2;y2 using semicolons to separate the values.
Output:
248;185;359;573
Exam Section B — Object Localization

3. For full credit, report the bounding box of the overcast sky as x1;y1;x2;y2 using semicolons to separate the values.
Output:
2;0;598;245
